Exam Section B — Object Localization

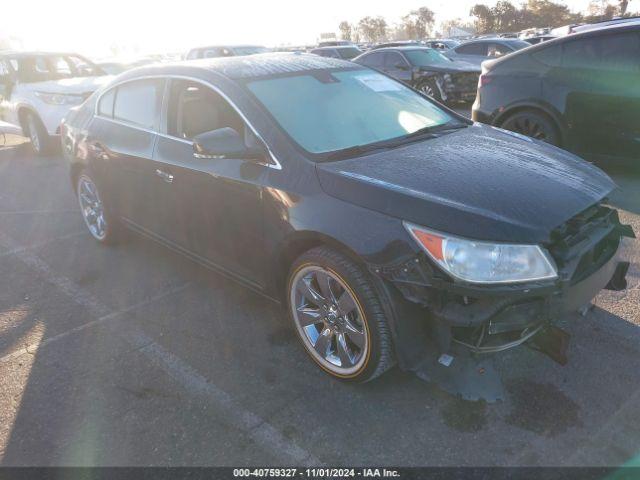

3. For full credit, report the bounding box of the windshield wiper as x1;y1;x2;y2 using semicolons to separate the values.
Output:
324;143;392;161
403;121;467;140
323;122;468;161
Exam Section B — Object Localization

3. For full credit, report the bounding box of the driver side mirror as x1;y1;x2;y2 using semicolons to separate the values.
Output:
193;127;266;160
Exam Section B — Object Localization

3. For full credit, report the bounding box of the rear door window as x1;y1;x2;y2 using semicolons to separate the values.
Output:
563;32;640;72
359;52;385;68
113;79;164;129
383;52;409;69
455;43;488;56
532;44;563;67
488;43;512;57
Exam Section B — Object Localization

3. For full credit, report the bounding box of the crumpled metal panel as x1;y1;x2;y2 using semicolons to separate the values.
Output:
317;123;615;244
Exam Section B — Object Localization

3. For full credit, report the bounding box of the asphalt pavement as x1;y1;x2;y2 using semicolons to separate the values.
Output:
0;136;638;466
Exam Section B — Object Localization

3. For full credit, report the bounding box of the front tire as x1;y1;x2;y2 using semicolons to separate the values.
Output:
76;172;121;244
24;111;53;156
287;246;395;383
418;78;443;103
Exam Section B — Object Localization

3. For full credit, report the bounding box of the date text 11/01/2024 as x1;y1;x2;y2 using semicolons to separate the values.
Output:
232;468;401;477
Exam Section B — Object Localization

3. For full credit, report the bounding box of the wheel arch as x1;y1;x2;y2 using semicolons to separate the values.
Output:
16;105;40;131
494;101;567;146
274;229;428;372
272;230;366;302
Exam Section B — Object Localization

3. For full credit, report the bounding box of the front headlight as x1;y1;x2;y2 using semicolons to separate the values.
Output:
404;222;558;284
35;92;85;106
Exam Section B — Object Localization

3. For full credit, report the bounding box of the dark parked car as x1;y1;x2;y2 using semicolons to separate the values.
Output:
185;45;269;59
473;23;640;162
370;41;424;50
318;40;354;47
354;47;480;103
310;46;362;60
444;38;530;66
62;54;632;399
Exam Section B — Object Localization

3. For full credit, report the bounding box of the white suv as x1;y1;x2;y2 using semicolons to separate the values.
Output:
0;52;111;155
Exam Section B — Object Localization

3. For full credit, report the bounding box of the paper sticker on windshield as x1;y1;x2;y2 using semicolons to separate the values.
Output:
355;74;402;92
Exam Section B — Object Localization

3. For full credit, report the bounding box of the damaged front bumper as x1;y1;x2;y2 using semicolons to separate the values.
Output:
371;205;635;401
439;73;480;103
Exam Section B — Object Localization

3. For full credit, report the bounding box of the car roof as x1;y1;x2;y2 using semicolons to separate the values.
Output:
484;22;640;68
573;17;640;33
312;46;359;50
459;38;523;44
135;53;356;81
189;45;265;51
363;46;432;52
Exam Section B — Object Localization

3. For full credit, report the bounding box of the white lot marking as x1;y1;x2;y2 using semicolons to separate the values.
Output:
0;231;86;259
0;209;79;215
0;284;191;364
0;230;321;465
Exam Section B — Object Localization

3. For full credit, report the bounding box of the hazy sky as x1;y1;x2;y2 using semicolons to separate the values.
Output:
3;0;603;57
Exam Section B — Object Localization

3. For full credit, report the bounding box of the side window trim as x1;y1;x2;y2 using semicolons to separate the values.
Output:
159;78;192;145
112;78;164;130
99;74;281;169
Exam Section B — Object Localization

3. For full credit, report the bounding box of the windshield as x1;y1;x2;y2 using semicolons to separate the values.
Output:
247;69;455;155
233;46;270;56
13;55;104;83
337;47;363;60
404;49;451;66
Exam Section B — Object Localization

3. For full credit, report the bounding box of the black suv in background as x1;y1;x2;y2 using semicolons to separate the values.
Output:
473;22;640;163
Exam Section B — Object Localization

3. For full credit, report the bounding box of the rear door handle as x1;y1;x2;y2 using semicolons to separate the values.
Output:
155;169;174;183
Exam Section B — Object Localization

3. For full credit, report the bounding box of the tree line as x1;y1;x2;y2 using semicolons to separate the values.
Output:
338;0;637;42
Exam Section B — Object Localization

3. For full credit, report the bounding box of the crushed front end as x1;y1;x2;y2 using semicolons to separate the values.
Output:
439;72;480;103
372;204;635;401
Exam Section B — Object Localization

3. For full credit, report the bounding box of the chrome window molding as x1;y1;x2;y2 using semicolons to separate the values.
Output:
94;74;282;170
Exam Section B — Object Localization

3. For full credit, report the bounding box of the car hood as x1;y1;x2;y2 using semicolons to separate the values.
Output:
25;76;113;95
316;124;616;244
418;61;480;74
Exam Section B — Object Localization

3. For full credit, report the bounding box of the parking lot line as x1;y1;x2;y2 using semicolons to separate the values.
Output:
0;231;86;259
0;283;191;364
0;229;321;465
0;209;79;216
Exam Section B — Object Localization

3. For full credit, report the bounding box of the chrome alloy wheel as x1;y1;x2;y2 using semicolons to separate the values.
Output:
420;83;435;98
77;175;107;241
290;265;369;375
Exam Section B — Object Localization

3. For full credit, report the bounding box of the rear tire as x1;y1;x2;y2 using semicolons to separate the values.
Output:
76;171;123;245
24;111;53;156
500;109;560;146
287;246;395;383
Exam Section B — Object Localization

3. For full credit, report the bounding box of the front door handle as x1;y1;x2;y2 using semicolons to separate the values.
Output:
155;169;174;183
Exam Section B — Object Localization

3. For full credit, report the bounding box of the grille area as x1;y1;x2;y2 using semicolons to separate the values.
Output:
451;72;480;91
548;204;621;283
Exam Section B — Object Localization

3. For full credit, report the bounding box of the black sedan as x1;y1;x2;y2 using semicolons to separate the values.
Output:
354;47;480;103
61;54;632;400
473;22;640;162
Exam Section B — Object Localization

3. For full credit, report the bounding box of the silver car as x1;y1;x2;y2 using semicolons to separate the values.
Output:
444;38;530;66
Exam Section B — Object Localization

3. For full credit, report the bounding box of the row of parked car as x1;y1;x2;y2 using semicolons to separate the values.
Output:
0;18;638;164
